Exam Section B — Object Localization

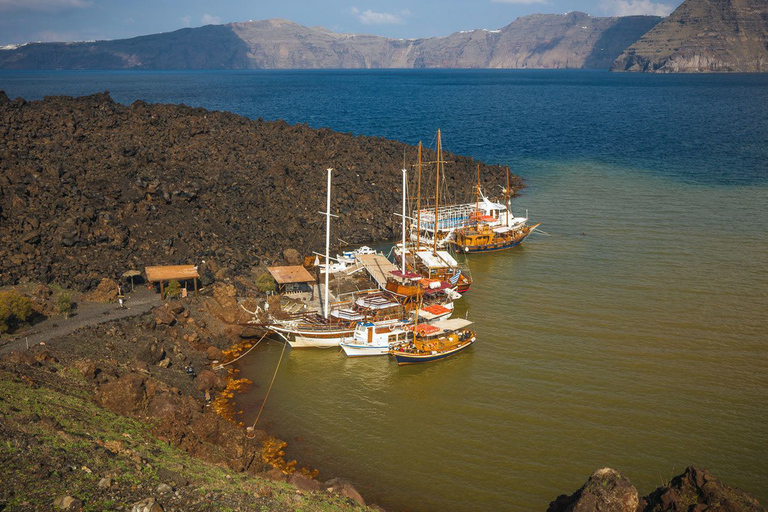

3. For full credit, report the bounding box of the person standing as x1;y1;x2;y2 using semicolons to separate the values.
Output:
117;284;125;309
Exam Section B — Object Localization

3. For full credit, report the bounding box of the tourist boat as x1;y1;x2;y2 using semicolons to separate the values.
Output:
413;166;538;253
389;318;476;365
391;134;473;293
268;287;454;348
447;166;539;253
339;319;409;357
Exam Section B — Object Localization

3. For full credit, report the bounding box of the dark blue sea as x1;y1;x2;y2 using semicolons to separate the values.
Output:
2;70;767;185
2;70;767;511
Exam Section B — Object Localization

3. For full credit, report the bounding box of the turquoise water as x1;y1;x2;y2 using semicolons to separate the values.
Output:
2;70;766;510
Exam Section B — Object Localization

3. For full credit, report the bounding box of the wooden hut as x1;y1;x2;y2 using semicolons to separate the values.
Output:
267;265;315;294
145;265;200;299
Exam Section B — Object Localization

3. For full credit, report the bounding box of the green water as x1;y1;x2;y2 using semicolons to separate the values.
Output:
235;161;768;511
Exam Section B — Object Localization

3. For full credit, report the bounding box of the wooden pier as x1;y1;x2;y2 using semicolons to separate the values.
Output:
356;253;398;291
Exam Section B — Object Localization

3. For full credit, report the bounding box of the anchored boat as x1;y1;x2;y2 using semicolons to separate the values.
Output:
389;318;476;365
340;319;409;357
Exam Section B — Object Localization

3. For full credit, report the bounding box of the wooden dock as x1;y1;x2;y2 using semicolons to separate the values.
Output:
356;253;398;291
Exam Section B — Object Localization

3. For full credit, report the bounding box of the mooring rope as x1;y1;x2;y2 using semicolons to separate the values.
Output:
213;332;269;370
247;338;288;436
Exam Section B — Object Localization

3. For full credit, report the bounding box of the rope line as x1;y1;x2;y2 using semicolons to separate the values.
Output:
249;338;288;432
213;332;269;370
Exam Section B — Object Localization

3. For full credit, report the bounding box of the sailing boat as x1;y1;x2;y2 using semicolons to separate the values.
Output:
265;168;453;348
393;131;473;293
448;166;540;253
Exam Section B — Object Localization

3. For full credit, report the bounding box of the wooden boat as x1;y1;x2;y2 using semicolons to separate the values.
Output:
392;133;473;293
447;166;539;253
389;318;476;365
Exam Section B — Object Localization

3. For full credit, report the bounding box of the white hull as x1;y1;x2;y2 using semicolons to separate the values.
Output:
269;325;354;348
340;343;391;357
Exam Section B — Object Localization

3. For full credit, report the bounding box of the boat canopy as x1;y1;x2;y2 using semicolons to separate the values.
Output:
415;250;458;268
417;304;452;320
431;318;473;331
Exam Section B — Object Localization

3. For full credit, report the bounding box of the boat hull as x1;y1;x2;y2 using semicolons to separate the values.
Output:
390;337;475;365
456;236;525;254
269;326;354;348
340;343;390;357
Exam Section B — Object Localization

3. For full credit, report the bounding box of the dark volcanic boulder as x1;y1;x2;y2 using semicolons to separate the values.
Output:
548;467;638;512
643;466;765;512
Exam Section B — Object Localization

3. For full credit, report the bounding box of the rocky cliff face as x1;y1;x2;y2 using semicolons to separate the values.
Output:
0;92;521;290
0;14;661;70
612;0;768;72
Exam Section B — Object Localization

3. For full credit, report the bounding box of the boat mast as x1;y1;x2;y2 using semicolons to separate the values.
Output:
401;167;407;274
416;142;422;252
323;168;333;319
476;163;480;226
506;166;510;228
434;130;441;255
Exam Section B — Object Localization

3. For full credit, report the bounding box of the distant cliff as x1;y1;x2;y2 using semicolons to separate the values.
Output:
0;14;661;70
612;0;768;72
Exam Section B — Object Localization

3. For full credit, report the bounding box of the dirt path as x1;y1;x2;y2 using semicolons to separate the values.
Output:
0;287;161;355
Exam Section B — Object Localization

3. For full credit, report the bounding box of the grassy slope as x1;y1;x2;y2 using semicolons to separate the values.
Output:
0;366;361;511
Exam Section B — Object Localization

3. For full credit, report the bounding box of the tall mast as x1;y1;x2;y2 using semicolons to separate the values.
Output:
323;168;333;319
401;167;407;274
434;130;442;255
476;163;480;226
416;142;422;252
506;166;510;228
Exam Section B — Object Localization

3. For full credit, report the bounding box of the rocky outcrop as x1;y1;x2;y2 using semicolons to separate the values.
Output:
643;466;765;511
548;468;639;512
612;0;768;73
549;466;765;512
0;14;661;70
0;92;522;290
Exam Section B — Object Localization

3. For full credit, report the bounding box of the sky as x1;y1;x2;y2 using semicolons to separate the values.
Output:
0;0;683;46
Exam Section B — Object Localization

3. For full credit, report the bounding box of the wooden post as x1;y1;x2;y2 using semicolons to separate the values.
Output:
194;277;198;297
160;280;165;300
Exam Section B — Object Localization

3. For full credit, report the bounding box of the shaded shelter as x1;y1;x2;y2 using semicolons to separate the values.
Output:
267;265;315;294
145;265;200;299
122;270;142;291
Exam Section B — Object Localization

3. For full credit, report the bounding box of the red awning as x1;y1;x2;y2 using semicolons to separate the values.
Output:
390;270;422;279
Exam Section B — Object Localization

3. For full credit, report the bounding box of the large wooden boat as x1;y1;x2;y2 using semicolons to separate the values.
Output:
447;166;539;253
413;165;539;254
391;132;473;293
389;318;476;365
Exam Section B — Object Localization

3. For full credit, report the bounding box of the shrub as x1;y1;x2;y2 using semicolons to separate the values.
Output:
0;291;33;333
255;273;277;294
56;291;72;316
165;280;181;299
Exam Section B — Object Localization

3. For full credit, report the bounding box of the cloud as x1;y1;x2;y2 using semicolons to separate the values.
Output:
201;13;221;25
491;0;547;4
601;0;674;16
350;6;411;25
0;0;90;11
181;15;192;27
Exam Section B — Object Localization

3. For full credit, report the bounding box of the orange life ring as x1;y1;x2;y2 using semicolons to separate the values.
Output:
418;329;426;337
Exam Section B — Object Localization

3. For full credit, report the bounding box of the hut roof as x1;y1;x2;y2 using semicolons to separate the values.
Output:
267;266;315;284
145;265;200;283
